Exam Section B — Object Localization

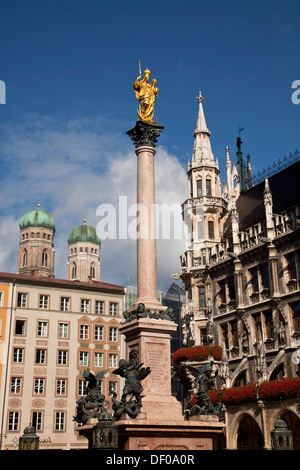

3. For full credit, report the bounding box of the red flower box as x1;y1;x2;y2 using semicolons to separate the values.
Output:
189;378;300;407
173;345;222;364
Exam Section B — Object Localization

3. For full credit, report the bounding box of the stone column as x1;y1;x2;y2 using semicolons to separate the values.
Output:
127;120;164;311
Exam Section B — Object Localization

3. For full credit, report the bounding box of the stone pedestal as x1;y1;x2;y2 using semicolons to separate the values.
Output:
117;415;224;450
116;316;225;450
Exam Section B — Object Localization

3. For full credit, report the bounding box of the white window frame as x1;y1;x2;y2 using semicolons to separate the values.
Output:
95;300;104;315
109;327;118;342
94;325;104;341
109;302;118;316
55;411;65;431
58;322;69;339
94;352;104;368
37;321;48;337
8;411;20;431
109;353;118;368
79;351;89;367
39;295;49;309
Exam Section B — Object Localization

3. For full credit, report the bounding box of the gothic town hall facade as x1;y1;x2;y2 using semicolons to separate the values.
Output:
178;92;300;449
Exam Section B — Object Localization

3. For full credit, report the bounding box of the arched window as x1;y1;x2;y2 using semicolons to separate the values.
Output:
90;263;95;279
23;249;27;267
42;250;48;267
72;263;76;279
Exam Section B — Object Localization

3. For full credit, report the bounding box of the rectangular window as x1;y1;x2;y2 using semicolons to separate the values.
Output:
198;286;206;308
81;299;90;314
37;321;48;337
58;322;69;339
78;379;86;396
10;377;22;394
109;381;118;395
264;310;274;339
95;300;104;315
39;295;49;309
200;328;208;346
208;221;214;239
0;292;3;307
261;264;270;289
228;277;236;301
206;178;212;196
219;280;226;304
55;411;65;431
8;411;19;431
56;379;67;396
197;221;204;241
109;302;118;316
79;324;89;340
60;297;70;312
35;349;47;365
197;179;202;196
109;327;118;342
94;352;104;368
250;268;259;293
291;302;300;333
109;353;118;368
34;378;45;395
17;293;27;308
15;319;26;335
286;253;297;280
231;320;239;348
13;348;24;363
94;325;104;341
32;411;43;432
15;320;26;336
57;350;68;365
79;351;89;367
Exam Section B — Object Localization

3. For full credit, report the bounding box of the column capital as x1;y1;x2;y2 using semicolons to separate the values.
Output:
127;120;164;149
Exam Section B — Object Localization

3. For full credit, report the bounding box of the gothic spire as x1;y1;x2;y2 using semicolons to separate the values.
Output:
192;92;215;164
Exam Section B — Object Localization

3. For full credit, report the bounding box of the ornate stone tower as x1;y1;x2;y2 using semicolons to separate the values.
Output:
18;205;56;277
66;221;101;282
180;93;228;346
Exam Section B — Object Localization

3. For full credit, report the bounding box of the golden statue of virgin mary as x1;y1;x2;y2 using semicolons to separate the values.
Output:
133;67;159;124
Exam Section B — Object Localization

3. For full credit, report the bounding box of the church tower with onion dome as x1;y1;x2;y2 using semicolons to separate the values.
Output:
17;204;56;277
66;220;101;282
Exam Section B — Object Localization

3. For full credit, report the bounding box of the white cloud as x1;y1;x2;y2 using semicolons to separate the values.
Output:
0;112;188;287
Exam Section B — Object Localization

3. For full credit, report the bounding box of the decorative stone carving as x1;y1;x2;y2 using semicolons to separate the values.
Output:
126;120;164;149
32;398;45;408
111;349;151;420
73;368;108;425
186;363;223;417
123;303;175;323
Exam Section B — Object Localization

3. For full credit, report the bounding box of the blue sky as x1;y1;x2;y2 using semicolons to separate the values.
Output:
0;0;299;286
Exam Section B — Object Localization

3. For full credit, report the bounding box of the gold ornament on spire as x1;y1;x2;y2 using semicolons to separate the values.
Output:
133;64;159;124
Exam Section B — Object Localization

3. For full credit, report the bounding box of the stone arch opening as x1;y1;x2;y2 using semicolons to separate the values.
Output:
275;409;300;450
236;413;264;450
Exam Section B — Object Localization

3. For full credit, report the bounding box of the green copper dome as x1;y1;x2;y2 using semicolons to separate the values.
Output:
68;224;101;245
19;208;56;233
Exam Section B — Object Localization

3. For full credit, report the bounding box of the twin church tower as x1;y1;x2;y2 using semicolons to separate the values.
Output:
17;206;101;282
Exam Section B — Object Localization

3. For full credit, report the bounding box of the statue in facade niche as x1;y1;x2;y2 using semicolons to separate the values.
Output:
112;349;151;420
133;66;159;124
73;368;108;425
278;321;287;347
